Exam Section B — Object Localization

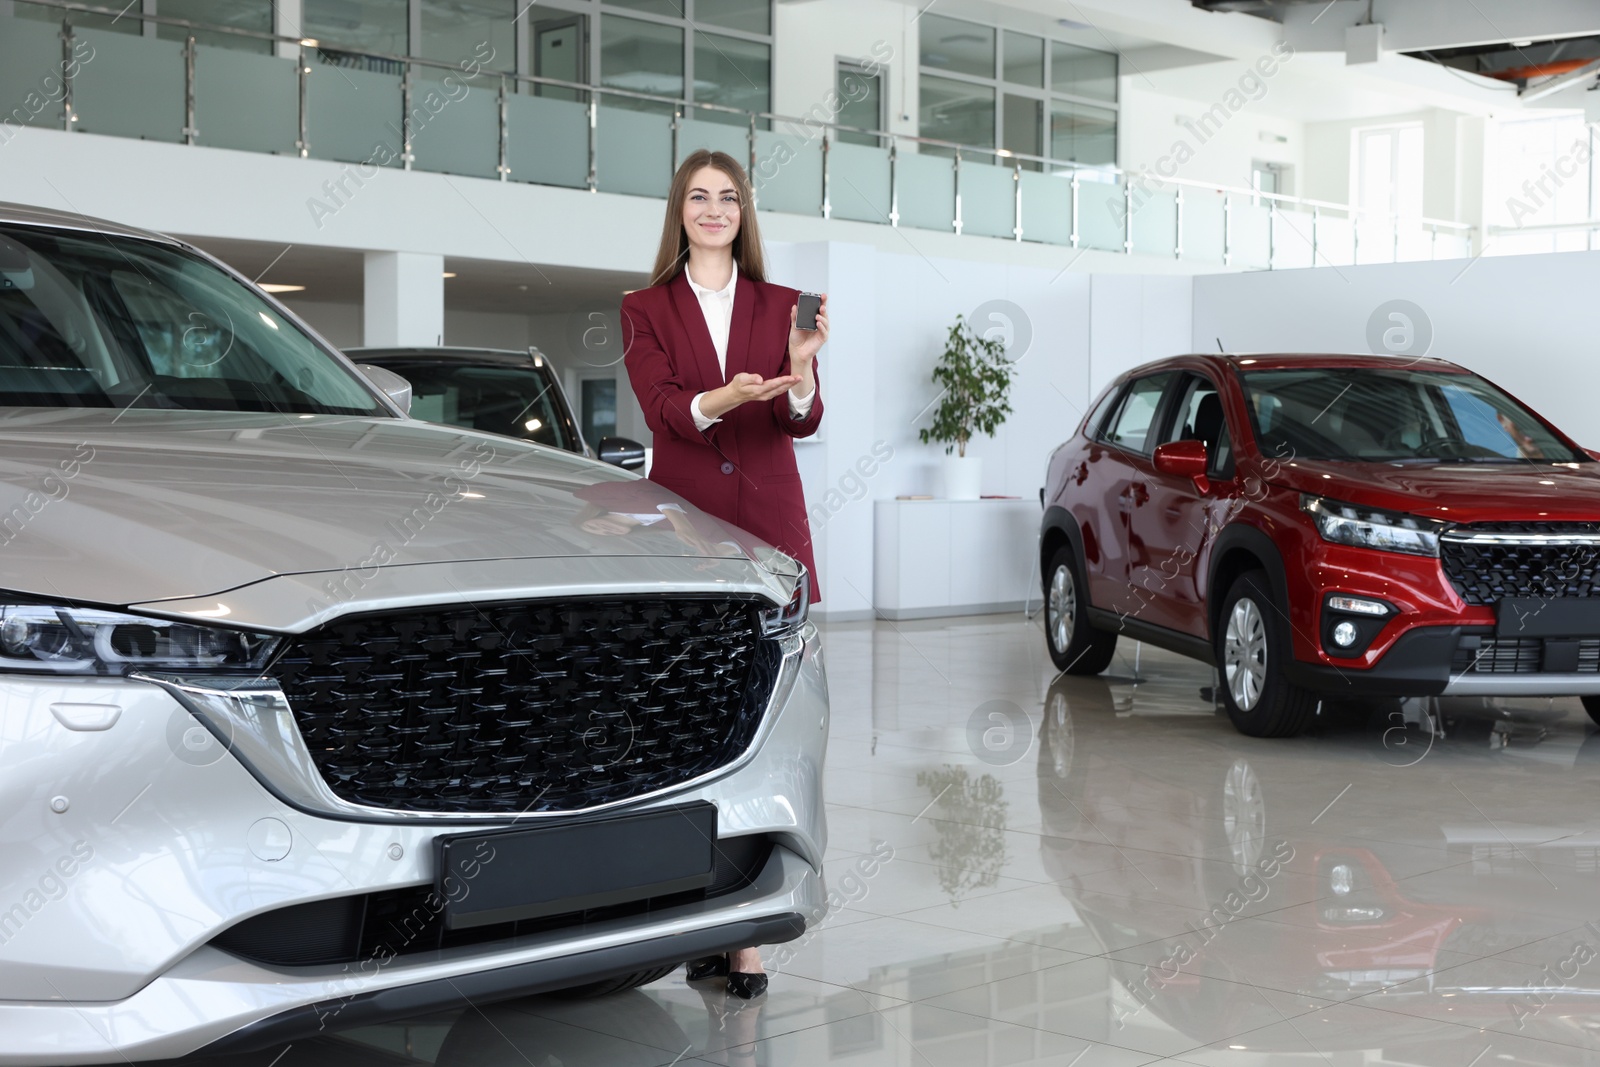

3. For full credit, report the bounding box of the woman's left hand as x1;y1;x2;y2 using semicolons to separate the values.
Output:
787;294;827;389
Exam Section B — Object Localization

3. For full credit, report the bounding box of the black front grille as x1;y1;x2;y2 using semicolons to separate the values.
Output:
1451;636;1600;674
1441;525;1600;605
212;834;775;966
269;597;780;813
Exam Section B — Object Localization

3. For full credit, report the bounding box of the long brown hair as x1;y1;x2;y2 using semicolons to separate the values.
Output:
648;150;768;288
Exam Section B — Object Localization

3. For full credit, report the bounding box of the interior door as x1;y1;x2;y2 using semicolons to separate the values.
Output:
533;15;585;102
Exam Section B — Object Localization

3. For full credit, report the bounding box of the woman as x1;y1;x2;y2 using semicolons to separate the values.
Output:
620;149;827;998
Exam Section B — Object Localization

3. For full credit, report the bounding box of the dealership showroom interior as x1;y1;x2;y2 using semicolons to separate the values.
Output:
21;0;1600;1064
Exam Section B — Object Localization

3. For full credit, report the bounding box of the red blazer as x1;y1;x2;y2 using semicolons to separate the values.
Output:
621;269;823;600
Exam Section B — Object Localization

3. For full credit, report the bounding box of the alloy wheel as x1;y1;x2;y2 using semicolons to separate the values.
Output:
1048;564;1076;653
1224;597;1268;711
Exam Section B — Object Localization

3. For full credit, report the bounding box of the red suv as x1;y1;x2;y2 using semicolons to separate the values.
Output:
1040;353;1600;737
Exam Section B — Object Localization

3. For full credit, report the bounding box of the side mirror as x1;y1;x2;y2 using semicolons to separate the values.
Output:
599;436;646;471
1153;439;1209;493
356;364;412;415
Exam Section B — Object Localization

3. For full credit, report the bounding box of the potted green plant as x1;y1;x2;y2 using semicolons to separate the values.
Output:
918;314;1015;499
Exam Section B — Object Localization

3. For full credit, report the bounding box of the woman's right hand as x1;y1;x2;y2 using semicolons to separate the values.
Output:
700;372;800;419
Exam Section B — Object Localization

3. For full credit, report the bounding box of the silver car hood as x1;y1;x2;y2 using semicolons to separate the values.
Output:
0;410;779;620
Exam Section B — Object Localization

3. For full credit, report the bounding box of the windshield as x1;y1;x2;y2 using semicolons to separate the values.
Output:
388;361;578;452
1238;367;1585;463
0;225;387;415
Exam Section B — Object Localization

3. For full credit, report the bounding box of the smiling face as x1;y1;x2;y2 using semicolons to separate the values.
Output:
680;165;742;254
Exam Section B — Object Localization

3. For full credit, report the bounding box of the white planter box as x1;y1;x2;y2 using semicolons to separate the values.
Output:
872;498;1040;620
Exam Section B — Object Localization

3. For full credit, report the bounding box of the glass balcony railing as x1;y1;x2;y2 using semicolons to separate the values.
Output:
1;1;1477;268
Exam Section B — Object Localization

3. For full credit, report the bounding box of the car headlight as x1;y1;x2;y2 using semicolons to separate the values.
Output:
0;603;281;675
1300;495;1448;557
752;548;810;638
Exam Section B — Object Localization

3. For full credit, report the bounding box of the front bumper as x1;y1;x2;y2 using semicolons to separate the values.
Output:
1287;624;1600;697
1282;531;1600;698
0;624;828;1064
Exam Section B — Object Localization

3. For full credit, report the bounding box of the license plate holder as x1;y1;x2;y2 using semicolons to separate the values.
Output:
1495;598;1600;638
435;802;717;930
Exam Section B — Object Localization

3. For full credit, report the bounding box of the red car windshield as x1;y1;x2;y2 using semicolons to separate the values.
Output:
1238;367;1585;464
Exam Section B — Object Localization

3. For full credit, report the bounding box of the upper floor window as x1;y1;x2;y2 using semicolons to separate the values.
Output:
1489;114;1593;256
596;1;773;125
1354;122;1423;220
305;0;409;56
919;14;1116;168
159;0;274;53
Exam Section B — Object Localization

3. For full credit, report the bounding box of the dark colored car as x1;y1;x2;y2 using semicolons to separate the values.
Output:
1040;353;1600;737
349;346;646;469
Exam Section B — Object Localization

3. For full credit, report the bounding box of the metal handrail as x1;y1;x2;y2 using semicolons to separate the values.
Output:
1487;219;1600;236
14;0;1477;252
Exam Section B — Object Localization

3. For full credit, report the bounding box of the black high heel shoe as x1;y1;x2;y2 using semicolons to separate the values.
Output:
726;970;768;999
685;955;730;982
687;955;768;998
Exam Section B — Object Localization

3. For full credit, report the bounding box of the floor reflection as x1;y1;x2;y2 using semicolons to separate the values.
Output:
147;614;1600;1066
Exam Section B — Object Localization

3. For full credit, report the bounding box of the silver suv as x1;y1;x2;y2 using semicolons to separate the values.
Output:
0;204;826;1063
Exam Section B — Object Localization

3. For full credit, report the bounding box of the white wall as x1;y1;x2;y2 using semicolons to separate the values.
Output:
281;298;362;350
279;300;545;355
1120;82;1303;193
1087;273;1195;397
773;0;912;138
872;252;1092;501
1301;107;1485;227
1192;251;1600;449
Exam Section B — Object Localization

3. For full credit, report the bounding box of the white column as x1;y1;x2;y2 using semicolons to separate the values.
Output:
785;240;878;622
363;251;445;348
273;0;305;59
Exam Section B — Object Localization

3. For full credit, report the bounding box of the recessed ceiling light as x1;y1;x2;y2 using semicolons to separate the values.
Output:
1513;39;1533;47
300;37;319;46
442;272;457;278
1057;18;1092;30
259;283;305;293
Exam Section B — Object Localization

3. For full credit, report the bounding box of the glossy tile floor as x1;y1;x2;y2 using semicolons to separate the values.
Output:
149;613;1600;1066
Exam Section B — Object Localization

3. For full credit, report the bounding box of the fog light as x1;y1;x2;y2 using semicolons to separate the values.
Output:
1332;621;1358;647
1328;596;1388;616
